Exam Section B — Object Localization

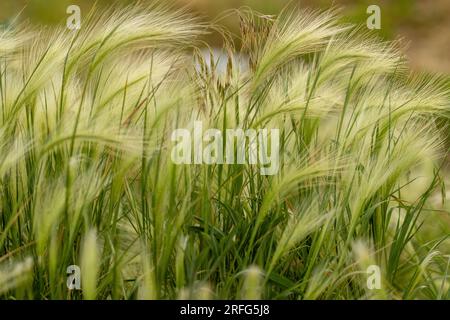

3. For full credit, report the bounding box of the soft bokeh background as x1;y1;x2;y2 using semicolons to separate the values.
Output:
1;0;450;73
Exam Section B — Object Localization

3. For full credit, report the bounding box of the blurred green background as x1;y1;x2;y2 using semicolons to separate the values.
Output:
1;0;449;74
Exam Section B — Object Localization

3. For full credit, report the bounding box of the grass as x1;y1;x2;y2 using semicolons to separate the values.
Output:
0;3;449;300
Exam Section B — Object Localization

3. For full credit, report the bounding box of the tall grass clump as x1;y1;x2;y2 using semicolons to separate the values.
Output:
0;3;449;300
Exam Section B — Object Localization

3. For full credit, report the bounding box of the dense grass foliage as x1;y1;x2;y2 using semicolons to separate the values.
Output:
0;4;449;299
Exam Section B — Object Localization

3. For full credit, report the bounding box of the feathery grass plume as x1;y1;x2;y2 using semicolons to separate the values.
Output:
0;257;33;295
138;242;157;300
0;2;449;300
240;265;263;300
352;240;387;299
80;229;99;300
252;8;348;87
0;23;30;59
